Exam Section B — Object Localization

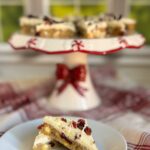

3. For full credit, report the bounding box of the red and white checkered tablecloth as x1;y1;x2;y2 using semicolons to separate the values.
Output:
0;66;150;150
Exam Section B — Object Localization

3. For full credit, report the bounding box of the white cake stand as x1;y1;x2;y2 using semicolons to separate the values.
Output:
9;33;145;111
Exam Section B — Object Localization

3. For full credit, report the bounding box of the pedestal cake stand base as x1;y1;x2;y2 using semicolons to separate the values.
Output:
49;52;100;111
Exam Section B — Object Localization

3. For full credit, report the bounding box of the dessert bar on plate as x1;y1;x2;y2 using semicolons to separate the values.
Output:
19;13;136;39
33;116;98;150
36;17;76;38
120;18;136;34
76;17;107;38
20;15;43;35
100;13;136;36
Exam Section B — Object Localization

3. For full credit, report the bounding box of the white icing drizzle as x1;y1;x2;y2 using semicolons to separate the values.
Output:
36;22;76;32
20;17;43;26
78;19;107;32
108;20;125;30
121;18;136;24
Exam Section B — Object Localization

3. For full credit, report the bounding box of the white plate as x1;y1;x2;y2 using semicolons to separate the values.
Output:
0;118;127;150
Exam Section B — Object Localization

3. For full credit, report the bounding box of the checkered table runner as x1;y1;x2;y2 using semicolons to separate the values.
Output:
0;66;150;150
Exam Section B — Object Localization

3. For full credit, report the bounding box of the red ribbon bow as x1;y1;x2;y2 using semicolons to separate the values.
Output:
27;38;37;48
119;38;128;47
56;64;87;96
72;40;84;51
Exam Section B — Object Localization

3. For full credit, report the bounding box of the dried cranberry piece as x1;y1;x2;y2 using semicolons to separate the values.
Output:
84;126;92;135
43;16;49;21
74;134;81;140
43;16;54;24
35;32;40;36
72;121;77;128
27;14;37;18
117;14;122;20
61;118;67;122
77;119;85;130
37;124;44;130
48;141;55;147
88;22;92;26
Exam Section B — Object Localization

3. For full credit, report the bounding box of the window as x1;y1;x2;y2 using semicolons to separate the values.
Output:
50;0;106;17
130;0;150;44
0;0;23;42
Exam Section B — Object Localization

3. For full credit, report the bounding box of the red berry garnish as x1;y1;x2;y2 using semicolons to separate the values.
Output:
74;134;81;140
61;118;67;122
78;119;85;124
49;141;55;147
35;32;40;36
84;126;92;135
77;119;85;130
37;124;44;130
72;121;77;128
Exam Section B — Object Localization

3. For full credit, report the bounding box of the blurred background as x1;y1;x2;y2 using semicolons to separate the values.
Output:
0;0;150;87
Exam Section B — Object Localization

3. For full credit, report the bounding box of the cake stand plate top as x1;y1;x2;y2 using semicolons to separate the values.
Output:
9;33;145;55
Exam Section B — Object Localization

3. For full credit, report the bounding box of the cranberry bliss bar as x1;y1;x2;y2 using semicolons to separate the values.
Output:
36;17;76;38
20;15;43;35
33;116;98;150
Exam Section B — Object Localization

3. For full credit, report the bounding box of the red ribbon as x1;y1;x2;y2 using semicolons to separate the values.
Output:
56;64;87;96
119;38;128;47
27;38;37;48
72;40;84;51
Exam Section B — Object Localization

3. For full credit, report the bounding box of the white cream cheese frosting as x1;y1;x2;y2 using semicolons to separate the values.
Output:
77;19;107;34
36;22;76;32
20;16;43;26
121;18;136;24
108;20;126;32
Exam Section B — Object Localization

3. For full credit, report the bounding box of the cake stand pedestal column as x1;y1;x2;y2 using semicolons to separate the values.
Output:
48;52;100;111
